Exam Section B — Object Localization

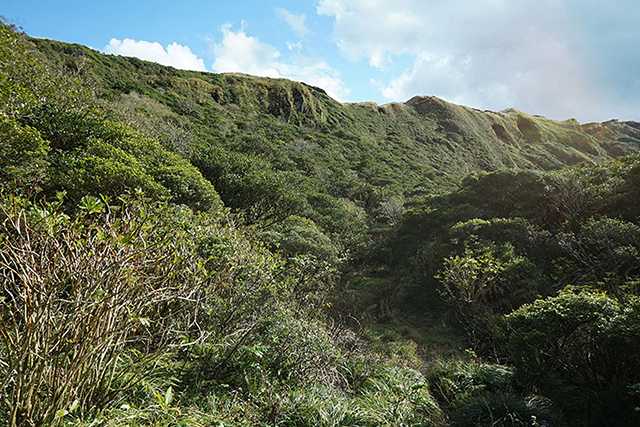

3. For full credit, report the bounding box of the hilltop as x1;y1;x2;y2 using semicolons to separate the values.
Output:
32;38;640;198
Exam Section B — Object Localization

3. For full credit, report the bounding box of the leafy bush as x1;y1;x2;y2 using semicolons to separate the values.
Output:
558;217;640;294
507;291;619;384
193;145;308;225
507;291;640;425
178;239;341;398
259;215;340;262
0;115;49;189
49;147;169;203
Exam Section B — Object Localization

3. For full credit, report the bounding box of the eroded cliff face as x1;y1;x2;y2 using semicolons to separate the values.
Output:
403;95;639;169
337;95;639;191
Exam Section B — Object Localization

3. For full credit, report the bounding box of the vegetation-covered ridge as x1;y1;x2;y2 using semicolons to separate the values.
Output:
31;36;640;196
25;34;640;264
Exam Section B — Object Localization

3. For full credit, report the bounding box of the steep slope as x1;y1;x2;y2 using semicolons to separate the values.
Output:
32;38;640;201
4;23;640;427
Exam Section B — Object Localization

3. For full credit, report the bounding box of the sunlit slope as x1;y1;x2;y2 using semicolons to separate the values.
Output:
32;37;640;198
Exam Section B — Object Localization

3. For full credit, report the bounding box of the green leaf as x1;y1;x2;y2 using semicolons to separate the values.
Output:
55;409;68;419
164;386;174;406
79;195;104;214
91;289;106;301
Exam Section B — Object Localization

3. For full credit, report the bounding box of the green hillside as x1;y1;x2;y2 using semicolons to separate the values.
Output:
25;36;640;263
33;37;640;194
2;22;640;427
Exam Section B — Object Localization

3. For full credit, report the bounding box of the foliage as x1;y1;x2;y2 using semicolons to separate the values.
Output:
192;145;307;225
259;215;340;262
428;359;555;427
395;155;640;314
277;366;445;427
558;217;640;295
507;291;619;383
0;22;221;213
439;248;505;308
2;20;640;427
0;115;49;190
0;194;210;426
389;155;640;424
507;291;640;425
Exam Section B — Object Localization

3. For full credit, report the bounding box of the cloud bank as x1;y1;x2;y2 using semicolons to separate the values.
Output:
318;0;640;122
104;38;206;72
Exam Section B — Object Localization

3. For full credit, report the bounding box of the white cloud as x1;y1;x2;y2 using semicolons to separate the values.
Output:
212;24;282;78
286;41;303;51
317;0;429;68
104;38;206;71
211;25;350;101
318;0;640;122
275;8;309;38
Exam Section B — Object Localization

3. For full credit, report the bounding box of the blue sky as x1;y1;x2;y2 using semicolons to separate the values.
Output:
3;0;639;123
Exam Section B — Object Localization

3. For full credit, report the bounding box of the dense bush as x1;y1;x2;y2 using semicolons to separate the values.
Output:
3;19;640;427
0;194;211;426
259;215;340;262
506;292;640;425
388;157;640;425
192;145;309;226
0;115;49;190
0;22;221;213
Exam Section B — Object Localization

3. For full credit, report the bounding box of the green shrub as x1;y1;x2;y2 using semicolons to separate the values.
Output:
193;145;308;225
0;115;49;189
507;291;640;425
507;291;619;384
259;215;340;262
48;149;169;203
558;217;640;293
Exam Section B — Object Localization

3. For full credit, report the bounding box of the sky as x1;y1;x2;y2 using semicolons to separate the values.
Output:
3;0;639;123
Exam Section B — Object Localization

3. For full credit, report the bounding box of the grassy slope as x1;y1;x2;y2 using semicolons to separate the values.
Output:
32;38;640;203
30;38;640;354
28;36;640;328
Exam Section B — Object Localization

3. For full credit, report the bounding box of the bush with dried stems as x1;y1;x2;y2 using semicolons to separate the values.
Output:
0;192;209;427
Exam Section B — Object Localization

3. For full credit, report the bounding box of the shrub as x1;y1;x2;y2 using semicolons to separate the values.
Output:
506;291;640;425
259;216;340;262
0;194;208;427
558;217;640;293
507;291;619;385
193;146;309;226
0;115;49;190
